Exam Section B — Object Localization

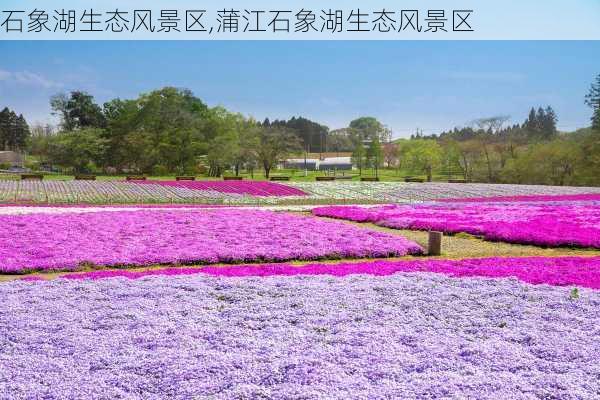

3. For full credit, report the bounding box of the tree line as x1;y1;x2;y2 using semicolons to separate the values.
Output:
26;88;394;177
7;73;600;186
380;74;600;186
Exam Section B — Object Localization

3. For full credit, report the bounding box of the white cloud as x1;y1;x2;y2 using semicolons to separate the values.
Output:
0;69;62;89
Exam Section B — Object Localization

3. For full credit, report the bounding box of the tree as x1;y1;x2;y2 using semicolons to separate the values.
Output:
502;139;583;186
120;87;208;173
455;139;482;181
269;116;329;154
585;74;600;131
50;93;74;131
541;106;558;138
383;142;400;168
328;129;354;153
47;128;108;173
51;91;105;130
251;126;301;178
472;116;509;182
349;117;391;143
351;141;366;175
0;107;29;151
523;106;558;140
366;136;383;177
402;139;442;182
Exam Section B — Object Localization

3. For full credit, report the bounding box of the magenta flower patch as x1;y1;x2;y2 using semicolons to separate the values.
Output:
313;202;600;249
0;209;422;273
61;256;600;289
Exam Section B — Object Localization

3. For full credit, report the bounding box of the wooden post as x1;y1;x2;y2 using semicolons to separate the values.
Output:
428;231;442;256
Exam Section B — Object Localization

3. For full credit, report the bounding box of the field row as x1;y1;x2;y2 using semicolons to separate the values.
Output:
0;210;422;273
2;179;600;205
3;272;599;399
314;198;600;249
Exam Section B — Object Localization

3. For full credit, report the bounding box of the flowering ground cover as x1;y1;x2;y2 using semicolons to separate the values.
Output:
61;256;600;290
2;273;599;399
0;180;308;205
0;209;422;273
2;179;600;205
314;201;600;249
438;193;600;203
135;179;307;197
291;181;600;203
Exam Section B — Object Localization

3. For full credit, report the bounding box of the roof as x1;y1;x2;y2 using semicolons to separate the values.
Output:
319;157;352;165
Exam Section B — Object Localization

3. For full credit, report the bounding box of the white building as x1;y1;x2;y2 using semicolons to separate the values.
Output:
283;156;352;171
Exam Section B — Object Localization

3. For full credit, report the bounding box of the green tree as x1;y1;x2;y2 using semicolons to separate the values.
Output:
115;87;208;173
585;74;600;131
502;139;582;186
328;129;354;153
270;116;329;154
0;107;29;151
403;139;442;182
51;91;105;130
351;141;366;175
366;136;383;176
47;128;108;173
251;126;301;178
349;117;391;143
383;142;400;168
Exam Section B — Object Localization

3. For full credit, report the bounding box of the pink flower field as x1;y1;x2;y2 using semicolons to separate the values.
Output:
0;209;422;273
313;201;600;248
135;179;307;197
61;256;600;289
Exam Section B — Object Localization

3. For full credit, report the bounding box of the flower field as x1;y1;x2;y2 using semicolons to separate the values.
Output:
3;182;600;398
136;179;307;196
0;209;422;273
314;200;600;249
2;179;600;205
439;193;600;203
290;181;600;203
2;273;599;399
62;256;600;289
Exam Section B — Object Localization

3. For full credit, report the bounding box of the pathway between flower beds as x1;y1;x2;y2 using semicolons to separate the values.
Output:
313;200;600;249
0;209;422;273
2;273;599;398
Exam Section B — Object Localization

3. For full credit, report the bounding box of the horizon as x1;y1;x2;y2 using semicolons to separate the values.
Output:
0;40;598;138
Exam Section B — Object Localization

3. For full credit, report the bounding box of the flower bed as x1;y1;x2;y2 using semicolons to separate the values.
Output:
438;193;600;203
0;180;305;205
313;202;600;249
0;210;422;273
2;179;600;205
291;181;600;203
2;273;599;398
61;256;600;289
135;180;307;197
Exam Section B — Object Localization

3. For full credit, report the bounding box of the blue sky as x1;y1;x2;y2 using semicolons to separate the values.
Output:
0;41;598;138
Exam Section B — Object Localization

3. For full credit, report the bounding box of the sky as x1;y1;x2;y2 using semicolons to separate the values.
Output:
0;40;598;138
